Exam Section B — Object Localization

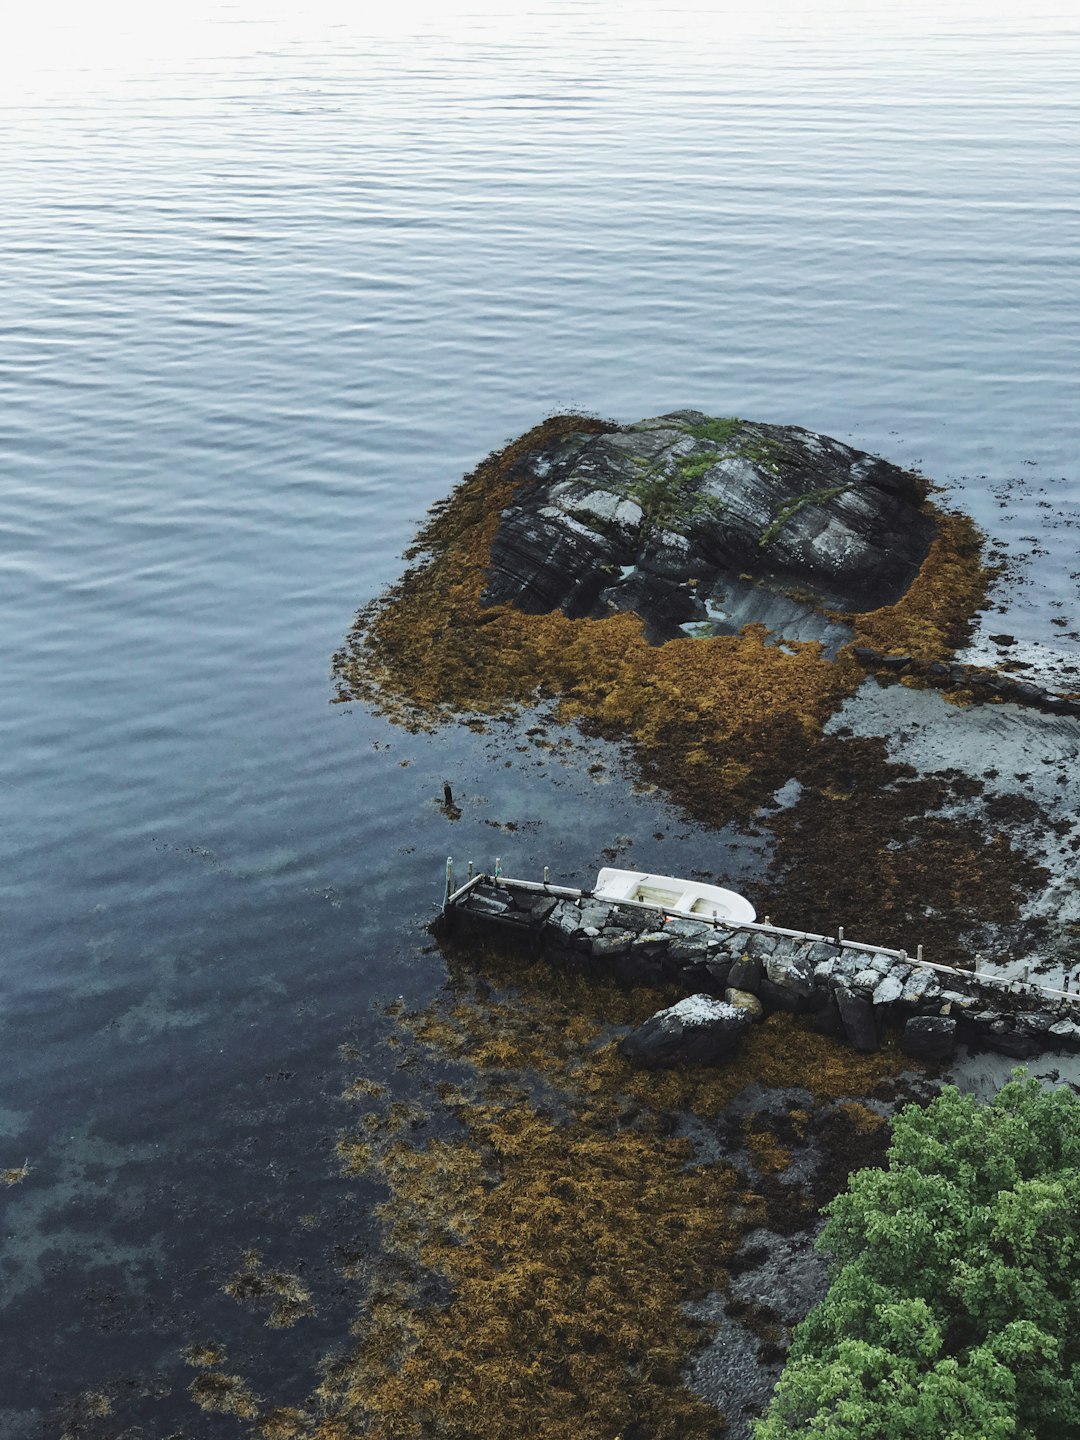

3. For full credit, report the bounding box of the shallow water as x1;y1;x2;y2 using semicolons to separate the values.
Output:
2;0;1079;1431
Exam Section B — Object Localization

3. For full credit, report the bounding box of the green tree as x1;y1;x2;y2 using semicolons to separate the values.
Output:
754;1074;1080;1439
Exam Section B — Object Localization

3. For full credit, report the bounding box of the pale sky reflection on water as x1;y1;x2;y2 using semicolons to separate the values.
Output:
5;0;1080;100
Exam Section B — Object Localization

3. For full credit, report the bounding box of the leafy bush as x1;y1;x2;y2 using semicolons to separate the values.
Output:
755;1074;1080;1440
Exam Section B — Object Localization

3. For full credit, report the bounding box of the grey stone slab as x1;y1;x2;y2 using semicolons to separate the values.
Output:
545;900;583;939
728;954;763;994
577;900;614;931
745;932;781;958
901;1015;957;1060
620;995;751;1069
899;969;941;1007
588;930;634;959
836;984;879;1052
851;967;882;994
871;974;904;1007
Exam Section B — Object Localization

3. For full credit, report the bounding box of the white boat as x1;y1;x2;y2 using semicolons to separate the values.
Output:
593;867;757;924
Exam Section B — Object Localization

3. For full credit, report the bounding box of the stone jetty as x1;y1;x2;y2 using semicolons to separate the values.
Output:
437;872;1080;1066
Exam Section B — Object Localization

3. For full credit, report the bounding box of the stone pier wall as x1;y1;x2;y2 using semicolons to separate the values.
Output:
438;880;1080;1062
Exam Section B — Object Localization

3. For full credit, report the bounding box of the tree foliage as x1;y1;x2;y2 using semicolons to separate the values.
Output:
755;1074;1080;1439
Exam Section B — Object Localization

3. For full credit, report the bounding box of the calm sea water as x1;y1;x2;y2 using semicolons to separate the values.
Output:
1;1;1078;1432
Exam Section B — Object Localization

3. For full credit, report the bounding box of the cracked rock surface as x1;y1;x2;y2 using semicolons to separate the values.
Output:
482;410;937;642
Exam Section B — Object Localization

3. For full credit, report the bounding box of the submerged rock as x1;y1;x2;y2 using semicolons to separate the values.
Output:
901;1015;957;1061
620;994;751;1068
483;411;936;643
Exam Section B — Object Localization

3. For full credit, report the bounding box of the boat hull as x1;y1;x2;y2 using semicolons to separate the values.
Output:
593;867;756;924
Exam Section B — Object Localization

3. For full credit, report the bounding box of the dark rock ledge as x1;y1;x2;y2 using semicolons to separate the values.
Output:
483;410;937;643
851;646;1080;715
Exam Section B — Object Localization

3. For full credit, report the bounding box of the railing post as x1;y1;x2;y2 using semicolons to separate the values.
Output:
444;856;454;910
494;856;502;883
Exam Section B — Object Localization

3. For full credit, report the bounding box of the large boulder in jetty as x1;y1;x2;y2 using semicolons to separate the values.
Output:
901;1015;957;1061
619;994;751;1069
482;411;936;642
836;983;880;1052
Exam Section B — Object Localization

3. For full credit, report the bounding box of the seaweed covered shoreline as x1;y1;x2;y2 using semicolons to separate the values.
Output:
333;417;989;836
333;413;1064;965
171;945;932;1440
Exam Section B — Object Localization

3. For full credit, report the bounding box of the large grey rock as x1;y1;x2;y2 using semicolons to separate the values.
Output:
482;413;937;642
619;994;751;1068
744;931;781;959
665;930;713;964
805;941;843;969
760;951;816;1011
728;954;763;993
765;950;815;998
544;900;583;940
630;929;671;955
899;967;942;1008
812;953;858;988
520;894;558;924
851;967;883;995
938;989;982;1016
724;987;765;1022
901;1016;957;1061
871;973;905;1008
1049;1019;1080;1051
704;956;733;988
661;916;712;941
577;900;614;931
465;891;513;919
981;1021;1041;1059
835;984;879;1052
587;930;634;959
1014;1011;1055;1036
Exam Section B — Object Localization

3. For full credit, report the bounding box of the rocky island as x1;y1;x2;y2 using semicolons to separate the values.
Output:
480;411;936;640
336;410;1078;974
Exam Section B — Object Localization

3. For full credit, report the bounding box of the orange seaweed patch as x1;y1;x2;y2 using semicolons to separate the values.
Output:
298;943;917;1440
334;418;990;822
849;510;990;662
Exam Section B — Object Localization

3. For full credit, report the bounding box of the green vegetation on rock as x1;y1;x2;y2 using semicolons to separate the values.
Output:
759;484;850;548
755;1074;1080;1440
679;415;744;445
